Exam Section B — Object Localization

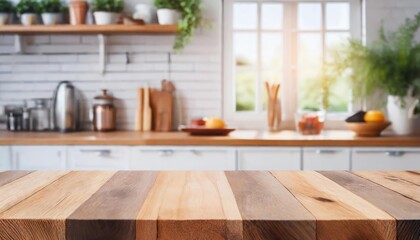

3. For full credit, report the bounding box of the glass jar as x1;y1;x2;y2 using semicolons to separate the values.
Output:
29;99;51;131
295;111;326;135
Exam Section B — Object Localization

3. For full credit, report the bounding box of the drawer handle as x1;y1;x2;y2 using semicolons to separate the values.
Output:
190;150;201;156
80;149;112;157
385;151;405;157
159;150;174;157
315;150;339;154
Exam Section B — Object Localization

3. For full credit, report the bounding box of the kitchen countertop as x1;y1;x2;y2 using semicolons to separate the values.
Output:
0;130;420;147
0;170;418;239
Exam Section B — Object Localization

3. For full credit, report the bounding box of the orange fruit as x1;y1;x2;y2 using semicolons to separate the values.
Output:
364;110;385;123
205;117;226;129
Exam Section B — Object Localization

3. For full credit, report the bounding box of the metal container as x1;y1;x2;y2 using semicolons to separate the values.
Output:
52;81;79;132
93;89;116;132
5;105;23;131
29;98;51;131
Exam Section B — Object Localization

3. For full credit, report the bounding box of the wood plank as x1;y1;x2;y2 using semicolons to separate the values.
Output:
354;171;420;203
0;171;68;214
136;171;242;240
0;171;32;187
67;171;158;240
225;171;316;240
271;171;396;240
320;171;420;240
0;171;115;240
0;24;178;34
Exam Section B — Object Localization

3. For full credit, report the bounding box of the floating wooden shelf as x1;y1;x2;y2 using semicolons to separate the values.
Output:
0;24;178;34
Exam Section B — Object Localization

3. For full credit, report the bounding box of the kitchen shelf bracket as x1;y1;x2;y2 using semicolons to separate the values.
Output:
98;34;107;74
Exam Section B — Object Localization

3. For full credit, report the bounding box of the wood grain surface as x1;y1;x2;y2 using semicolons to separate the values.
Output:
354;171;420;203
67;171;158;240
225;171;316;240
0;171;115;239
320;171;420;240
0;171;419;240
137;171;242;240
1;130;420;147
272;171;396;240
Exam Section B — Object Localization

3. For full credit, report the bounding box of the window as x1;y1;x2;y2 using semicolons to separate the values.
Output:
224;0;362;127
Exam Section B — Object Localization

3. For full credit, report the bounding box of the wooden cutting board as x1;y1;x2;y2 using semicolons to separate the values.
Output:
150;90;173;132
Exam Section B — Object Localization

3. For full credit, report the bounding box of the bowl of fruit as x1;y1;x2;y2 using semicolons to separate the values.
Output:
181;117;235;136
295;111;325;135
345;110;391;137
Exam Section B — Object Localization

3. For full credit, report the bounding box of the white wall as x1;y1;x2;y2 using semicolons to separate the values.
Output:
0;0;222;130
0;0;419;130
366;0;420;42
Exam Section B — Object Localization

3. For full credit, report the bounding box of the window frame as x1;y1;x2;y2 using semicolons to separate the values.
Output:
223;0;363;129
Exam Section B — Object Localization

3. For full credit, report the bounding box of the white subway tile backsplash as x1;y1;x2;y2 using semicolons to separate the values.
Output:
0;0;224;130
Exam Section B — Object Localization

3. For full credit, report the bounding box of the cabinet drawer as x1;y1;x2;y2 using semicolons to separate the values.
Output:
352;148;420;170
0;146;11;170
303;147;350;170
129;147;236;170
238;147;301;170
12;146;66;170
67;146;129;170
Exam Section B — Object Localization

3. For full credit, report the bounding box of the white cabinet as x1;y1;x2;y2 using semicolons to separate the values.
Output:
303;147;350;170
130;147;236;170
352;148;420;170
67;146;129;170
0;146;11;170
12;146;66;170
237;147;301;170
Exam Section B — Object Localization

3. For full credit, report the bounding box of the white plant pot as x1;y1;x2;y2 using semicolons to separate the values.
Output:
41;13;62;25
157;9;181;25
0;13;9;25
93;11;119;25
20;13;37;25
387;95;420;135
133;4;156;24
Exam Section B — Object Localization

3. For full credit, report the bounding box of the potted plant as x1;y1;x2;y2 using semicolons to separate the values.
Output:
91;0;123;25
154;0;180;25
0;0;14;25
331;13;420;135
16;0;39;25
39;0;63;25
154;0;204;51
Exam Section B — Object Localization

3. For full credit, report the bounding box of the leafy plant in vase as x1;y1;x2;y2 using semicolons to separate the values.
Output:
92;0;123;25
154;0;204;51
0;0;14;25
39;0;63;25
16;0;40;25
331;13;420;135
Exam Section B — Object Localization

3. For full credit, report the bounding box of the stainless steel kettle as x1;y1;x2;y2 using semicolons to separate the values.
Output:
52;81;79;132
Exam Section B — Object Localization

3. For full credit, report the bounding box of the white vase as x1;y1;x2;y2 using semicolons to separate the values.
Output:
387;95;420;135
157;9;181;25
20;13;37;25
133;4;156;24
93;11;119;25
41;13;62;25
0;13;9;25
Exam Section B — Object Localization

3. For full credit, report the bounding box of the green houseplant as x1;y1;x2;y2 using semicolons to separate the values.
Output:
154;0;204;51
331;13;420;135
16;0;40;25
39;0;63;25
92;0;124;25
0;0;14;25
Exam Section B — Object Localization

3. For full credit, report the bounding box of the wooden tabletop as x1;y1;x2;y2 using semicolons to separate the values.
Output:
0;171;419;240
1;130;420;147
